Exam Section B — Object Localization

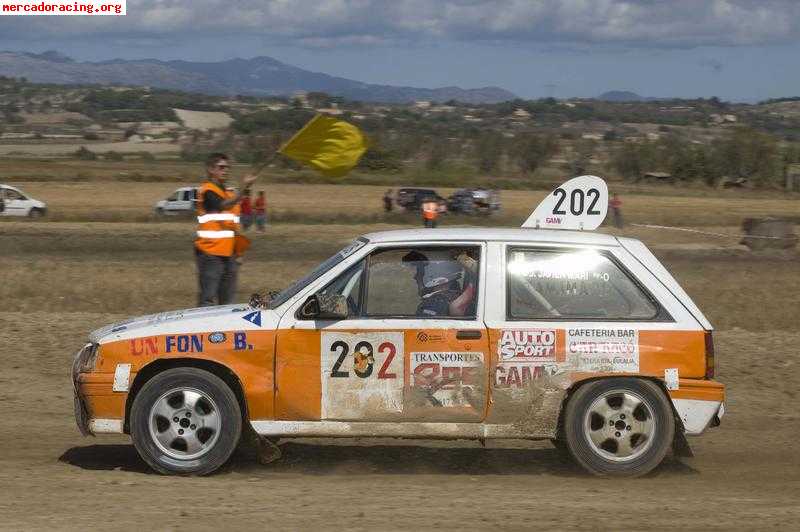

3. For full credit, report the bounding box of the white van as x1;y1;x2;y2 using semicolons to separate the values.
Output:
0;184;47;218
154;187;198;217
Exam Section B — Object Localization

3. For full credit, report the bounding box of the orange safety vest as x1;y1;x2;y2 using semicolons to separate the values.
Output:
422;201;438;220
195;181;242;257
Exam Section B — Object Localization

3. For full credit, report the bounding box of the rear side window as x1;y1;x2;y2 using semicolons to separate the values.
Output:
507;248;659;320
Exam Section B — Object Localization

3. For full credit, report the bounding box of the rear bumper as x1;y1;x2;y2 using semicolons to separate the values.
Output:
669;379;725;435
672;398;725;435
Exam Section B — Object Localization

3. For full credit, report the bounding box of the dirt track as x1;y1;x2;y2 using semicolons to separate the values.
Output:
1;217;799;530
0;311;798;530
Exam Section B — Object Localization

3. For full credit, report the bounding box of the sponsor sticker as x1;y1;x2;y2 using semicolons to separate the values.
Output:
566;328;639;372
495;363;560;388
411;352;484;407
129;336;158;356
208;332;227;344
165;334;203;354
416;331;445;343
321;332;404;420
242;310;262;326
498;329;557;361
495;329;562;389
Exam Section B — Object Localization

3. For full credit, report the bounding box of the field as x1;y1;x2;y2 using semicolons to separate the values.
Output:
1;177;799;530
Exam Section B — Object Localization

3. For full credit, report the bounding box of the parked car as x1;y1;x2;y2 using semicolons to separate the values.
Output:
447;188;501;215
395;187;446;212
154;187;198;217
0;184;47;218
73;227;724;477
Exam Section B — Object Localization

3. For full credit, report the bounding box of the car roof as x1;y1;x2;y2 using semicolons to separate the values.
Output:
362;227;620;246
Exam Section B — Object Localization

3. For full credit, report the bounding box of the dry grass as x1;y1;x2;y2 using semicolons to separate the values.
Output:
0;141;181;156
173;108;233;130
2;179;798;227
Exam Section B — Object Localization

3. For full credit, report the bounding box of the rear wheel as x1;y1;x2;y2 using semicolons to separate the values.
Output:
564;378;674;477
130;367;242;475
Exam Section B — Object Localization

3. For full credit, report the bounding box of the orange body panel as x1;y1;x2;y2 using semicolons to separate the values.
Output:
84;330;275;421
275;330;322;420
275;328;489;421
669;378;725;402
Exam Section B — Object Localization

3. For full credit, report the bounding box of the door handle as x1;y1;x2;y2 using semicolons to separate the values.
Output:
456;330;482;340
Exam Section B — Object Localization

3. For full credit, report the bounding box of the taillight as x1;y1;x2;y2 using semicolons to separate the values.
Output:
704;332;715;379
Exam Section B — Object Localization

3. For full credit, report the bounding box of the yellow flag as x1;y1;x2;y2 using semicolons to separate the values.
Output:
278;114;368;177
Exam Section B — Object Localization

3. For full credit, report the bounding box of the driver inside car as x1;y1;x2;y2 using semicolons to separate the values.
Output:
404;251;477;317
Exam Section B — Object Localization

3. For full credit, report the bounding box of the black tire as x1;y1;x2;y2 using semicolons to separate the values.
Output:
28;208;44;219
564;378;674;477
130;367;242;475
155;208;165;218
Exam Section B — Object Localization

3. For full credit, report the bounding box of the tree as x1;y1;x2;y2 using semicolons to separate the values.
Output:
475;131;504;173
426;137;448;170
512;133;558;175
712;128;781;187
74;146;97;160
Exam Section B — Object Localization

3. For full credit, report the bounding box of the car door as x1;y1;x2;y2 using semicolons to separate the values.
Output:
2;188;28;216
178;189;194;213
162;191;180;214
274;242;490;423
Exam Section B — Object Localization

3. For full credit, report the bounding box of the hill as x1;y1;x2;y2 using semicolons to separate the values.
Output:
598;90;646;102
0;51;516;104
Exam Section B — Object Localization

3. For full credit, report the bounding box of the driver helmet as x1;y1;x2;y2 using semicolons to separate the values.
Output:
419;260;463;292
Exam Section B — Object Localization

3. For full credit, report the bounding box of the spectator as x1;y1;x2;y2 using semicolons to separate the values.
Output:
254;190;267;232
610;193;624;229
383;189;393;212
240;191;253;231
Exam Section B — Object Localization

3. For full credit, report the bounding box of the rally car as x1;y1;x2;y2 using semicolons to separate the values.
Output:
72;177;724;477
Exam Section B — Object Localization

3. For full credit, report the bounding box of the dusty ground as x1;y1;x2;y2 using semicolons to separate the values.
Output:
1;214;799;530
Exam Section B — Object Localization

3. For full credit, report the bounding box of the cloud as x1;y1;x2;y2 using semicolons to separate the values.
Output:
2;0;800;49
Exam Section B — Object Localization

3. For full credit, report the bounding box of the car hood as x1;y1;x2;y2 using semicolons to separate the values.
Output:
89;304;280;344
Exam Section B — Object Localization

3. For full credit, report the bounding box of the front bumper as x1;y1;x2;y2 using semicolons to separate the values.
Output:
72;343;125;435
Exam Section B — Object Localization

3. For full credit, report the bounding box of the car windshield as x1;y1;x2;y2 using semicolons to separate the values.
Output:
267;237;369;309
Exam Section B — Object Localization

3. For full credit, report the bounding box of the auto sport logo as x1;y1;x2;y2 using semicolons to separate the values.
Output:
498;329;556;361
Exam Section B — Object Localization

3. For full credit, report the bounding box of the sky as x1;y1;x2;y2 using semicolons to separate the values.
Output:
1;0;799;102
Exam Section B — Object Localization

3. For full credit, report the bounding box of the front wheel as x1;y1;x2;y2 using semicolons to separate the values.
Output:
28;208;44;219
564;378;674;477
130;367;242;475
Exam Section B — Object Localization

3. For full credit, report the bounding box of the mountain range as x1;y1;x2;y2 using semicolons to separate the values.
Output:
0;51;516;104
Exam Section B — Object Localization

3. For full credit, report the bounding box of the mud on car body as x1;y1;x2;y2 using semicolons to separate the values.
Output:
73;225;724;477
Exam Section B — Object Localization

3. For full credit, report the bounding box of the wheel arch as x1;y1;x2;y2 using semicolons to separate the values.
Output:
554;375;686;440
124;358;248;434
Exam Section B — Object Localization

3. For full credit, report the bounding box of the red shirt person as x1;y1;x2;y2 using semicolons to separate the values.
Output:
254;191;267;232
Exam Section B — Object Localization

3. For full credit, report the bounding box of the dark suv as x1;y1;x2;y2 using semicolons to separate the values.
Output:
395;188;445;211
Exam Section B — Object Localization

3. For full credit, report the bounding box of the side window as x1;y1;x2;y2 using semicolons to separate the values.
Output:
182;190;193;201
167;192;179;201
364;246;480;319
6;190;22;200
315;260;365;317
507;248;658;320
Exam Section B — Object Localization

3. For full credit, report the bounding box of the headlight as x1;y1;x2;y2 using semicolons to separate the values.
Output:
72;343;99;376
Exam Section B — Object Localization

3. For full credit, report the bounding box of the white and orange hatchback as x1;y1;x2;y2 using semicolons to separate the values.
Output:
73;177;724;477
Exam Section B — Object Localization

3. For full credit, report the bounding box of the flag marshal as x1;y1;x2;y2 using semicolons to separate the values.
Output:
279;114;368;177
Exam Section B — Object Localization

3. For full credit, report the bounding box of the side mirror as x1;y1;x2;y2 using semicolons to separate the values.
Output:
300;293;348;320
